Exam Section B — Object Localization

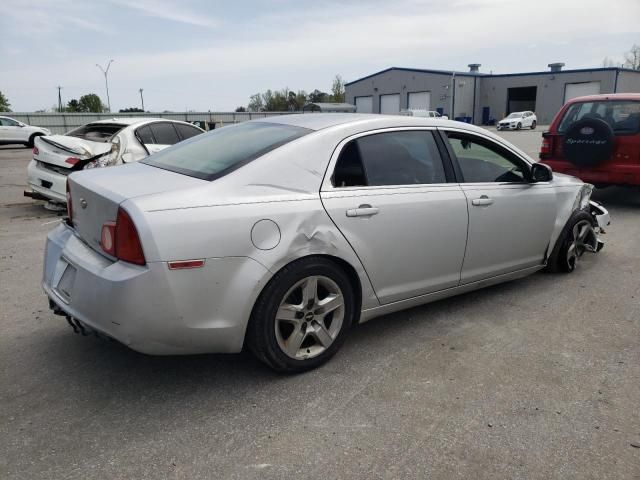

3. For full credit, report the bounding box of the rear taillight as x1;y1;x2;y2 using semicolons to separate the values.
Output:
65;157;80;166
539;133;554;159
66;181;73;222
100;208;146;265
32;146;39;155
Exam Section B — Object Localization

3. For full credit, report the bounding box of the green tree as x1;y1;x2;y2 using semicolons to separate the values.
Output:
624;44;640;70
235;106;246;112
0;91;12;112
330;74;345;103
66;99;82;112
78;93;104;113
248;93;264;112
119;107;144;113
308;89;328;103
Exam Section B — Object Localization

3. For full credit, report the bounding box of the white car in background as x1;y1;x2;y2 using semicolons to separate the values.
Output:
25;118;204;205
0;116;51;147
497;111;537;130
400;109;449;120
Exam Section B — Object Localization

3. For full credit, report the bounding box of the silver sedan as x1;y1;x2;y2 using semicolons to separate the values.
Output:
42;114;609;372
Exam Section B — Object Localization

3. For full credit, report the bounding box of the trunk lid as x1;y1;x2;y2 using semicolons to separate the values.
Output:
36;135;112;168
67;162;206;256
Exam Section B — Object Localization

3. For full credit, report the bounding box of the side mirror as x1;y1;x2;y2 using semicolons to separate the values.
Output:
531;163;553;182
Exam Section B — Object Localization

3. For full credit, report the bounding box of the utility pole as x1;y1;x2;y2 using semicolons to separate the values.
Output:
95;59;114;112
57;86;63;112
139;88;145;111
451;72;456;120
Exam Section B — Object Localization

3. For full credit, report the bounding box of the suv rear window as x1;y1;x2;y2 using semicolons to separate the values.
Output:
66;123;126;142
143;122;310;180
558;100;640;135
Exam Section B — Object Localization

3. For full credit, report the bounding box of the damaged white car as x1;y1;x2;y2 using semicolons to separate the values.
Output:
25;118;204;205
43;114;609;373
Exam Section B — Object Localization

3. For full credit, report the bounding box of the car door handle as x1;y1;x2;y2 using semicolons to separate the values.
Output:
471;195;494;206
346;204;379;217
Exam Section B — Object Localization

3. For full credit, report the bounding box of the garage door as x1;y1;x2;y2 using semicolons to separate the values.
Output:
564;82;601;103
355;96;373;114
380;94;400;114
408;91;431;110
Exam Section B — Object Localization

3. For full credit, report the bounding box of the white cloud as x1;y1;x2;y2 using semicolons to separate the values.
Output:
107;0;219;28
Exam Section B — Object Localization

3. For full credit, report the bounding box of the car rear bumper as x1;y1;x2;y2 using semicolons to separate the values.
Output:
543;160;640;186
43;223;270;355
26;159;68;203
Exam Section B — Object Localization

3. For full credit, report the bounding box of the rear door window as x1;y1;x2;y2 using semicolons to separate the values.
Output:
149;122;181;145
332;130;447;187
135;125;155;145
175;123;203;141
558;100;640;135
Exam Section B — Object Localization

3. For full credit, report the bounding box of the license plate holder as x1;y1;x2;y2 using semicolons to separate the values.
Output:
54;260;77;302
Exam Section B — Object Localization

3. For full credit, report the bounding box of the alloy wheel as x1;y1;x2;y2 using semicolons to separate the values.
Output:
274;275;345;360
566;220;596;271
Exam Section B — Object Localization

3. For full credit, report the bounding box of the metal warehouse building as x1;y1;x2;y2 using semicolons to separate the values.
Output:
345;63;640;125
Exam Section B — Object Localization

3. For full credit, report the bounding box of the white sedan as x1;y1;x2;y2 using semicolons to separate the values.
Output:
0;116;50;147
25;118;204;204
497;111;537;130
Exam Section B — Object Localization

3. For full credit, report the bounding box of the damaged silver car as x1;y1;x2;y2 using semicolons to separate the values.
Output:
26;118;204;205
42;114;610;372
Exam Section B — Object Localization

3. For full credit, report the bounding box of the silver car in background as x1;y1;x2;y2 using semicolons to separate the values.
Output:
42;114;609;372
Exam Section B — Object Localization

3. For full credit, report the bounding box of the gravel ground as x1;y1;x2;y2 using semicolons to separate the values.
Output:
1;127;639;479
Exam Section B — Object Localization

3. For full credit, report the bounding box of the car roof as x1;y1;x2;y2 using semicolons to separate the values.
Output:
566;93;640;103
86;117;192;126
257;113;475;131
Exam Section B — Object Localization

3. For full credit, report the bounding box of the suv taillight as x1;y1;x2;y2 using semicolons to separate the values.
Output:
100;207;146;265
540;133;554;159
66;181;73;223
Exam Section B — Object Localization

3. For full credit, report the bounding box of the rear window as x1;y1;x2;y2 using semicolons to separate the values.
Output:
66;123;126;142
143;122;311;180
175;123;203;140
149;122;181;145
558;100;640;135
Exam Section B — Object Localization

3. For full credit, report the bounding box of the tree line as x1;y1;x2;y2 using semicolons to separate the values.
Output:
239;74;345;112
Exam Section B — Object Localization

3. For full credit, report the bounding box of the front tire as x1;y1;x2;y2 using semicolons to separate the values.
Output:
530;120;537;129
246;257;356;373
517;122;522;130
545;211;597;273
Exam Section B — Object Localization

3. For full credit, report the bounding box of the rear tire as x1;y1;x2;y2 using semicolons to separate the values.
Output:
545;211;596;273
246;257;356;373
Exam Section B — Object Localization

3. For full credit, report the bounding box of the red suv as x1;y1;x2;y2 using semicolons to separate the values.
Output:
540;93;640;186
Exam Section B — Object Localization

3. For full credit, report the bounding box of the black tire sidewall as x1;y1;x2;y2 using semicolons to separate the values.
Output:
517;122;522;130
531;121;536;129
247;257;356;373
547;210;594;273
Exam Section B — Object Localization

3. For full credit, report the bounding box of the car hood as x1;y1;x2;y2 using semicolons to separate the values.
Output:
499;117;521;123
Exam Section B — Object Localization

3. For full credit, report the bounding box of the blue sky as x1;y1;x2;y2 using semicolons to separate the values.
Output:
1;0;638;112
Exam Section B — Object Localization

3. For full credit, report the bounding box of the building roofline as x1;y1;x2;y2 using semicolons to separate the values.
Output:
345;66;640;86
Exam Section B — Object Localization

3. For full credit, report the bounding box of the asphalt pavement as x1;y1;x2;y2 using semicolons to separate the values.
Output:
1;127;639;479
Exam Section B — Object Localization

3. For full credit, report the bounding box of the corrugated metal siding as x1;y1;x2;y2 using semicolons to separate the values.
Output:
0;112;292;134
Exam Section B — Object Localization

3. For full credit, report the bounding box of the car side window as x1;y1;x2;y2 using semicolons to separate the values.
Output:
2;118;19;127
446;132;528;183
149;122;180;145
332;131;447;187
136;125;155;145
175;123;203;141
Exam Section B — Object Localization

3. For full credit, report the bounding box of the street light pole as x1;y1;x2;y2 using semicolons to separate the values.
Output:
95;59;114;112
139;88;145;111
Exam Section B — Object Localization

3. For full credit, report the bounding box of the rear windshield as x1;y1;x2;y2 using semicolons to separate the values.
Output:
143;122;311;180
66;123;126;142
558;100;640;135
